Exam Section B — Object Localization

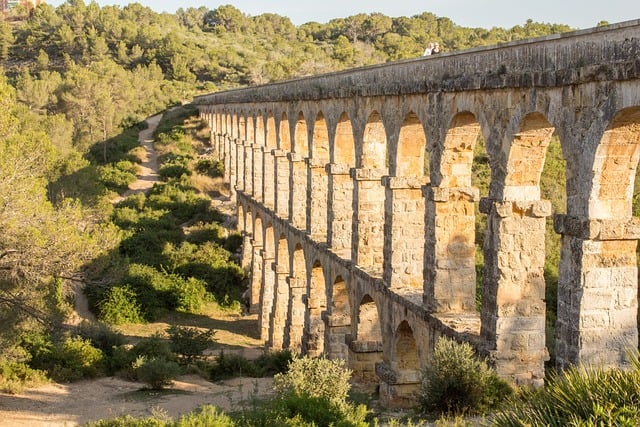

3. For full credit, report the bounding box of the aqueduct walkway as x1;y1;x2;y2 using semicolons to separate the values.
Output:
196;20;640;406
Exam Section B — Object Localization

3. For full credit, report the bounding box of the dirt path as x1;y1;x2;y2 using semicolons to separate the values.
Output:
0;375;274;426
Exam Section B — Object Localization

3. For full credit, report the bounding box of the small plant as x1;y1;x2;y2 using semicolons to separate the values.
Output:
135;356;181;390
273;355;353;411
0;361;48;394
167;325;215;363
419;336;512;416
97;285;145;325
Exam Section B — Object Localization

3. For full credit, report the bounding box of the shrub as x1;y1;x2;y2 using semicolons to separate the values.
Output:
159;164;191;180
253;350;293;377
0;361;48;394
493;351;640;426
209;351;258;380
167;325;215;363
131;334;174;361
418;337;512;416
74;321;126;355
29;336;105;383
171;276;209;313
174;405;234;427
98;161;138;190
273;355;353;411
98;286;145;325
135;357;181;390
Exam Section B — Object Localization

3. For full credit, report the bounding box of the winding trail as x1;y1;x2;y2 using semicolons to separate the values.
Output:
70;113;164;325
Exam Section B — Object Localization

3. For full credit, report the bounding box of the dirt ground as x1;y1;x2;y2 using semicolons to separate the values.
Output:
0;375;275;426
0;112;274;426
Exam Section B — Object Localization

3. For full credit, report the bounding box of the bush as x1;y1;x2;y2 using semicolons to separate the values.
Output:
167;325;215;363
159;164;191;180
273;355;353;411
74;321;126;355
98;286;145;325
209;351;258;380
418;337;513;416
135;357;181;390
493;351;640;426
0;361;48;394
84;404;233;427
27;336;105;383
132;334;174;361
235;393;369;427
98;161;138;190
171;276;209;313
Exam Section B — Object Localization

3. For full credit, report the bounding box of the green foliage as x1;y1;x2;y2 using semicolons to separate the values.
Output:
27;335;105;383
73;321;127;356
135;357;181;390
419;337;513;416
273;355;353;411
98;161;138;190
132;334;175;361
97;285;145;325
493;351;640;426
235;393;369;427
209;350;292;380
85;405;234;426
0;361;48;394
167;325;215;362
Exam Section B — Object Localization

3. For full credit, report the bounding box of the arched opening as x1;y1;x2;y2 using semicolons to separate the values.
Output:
350;294;383;382
395;321;419;370
361;111;387;169
286;243;306;352
325;275;351;360
328;113;355;254
269;232;290;350
425;111;481;313
396;111;427;177
308;112;330;239
356;295;382;341
304;260;327;357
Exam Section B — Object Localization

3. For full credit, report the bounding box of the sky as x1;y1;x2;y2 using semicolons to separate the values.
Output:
45;0;640;30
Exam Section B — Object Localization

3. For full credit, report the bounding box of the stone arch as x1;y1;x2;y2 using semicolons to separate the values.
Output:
328;112;355;253
304;259;327;357
259;222;276;341
356;294;382;341
425;111;481;313
326;275;351;360
269;232;291;350
238;112;246;142
279;112;291;151
308;112;330;238
361;111;387;170
249;214;264;314
504;112;556;200
396;111;427;177
349;294;383;382
556;106;640;370
294;112;309;157
267;112;277;149
394;321;419;371
247;115;255;144
437;111;481;187
285;242;306;351
313;112;330;162
334;112;356;165
591;107;640;218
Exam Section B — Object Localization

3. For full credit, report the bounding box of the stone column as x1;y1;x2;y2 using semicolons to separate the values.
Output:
249;240;263;314
348;339;383;382
479;199;550;386
303;291;326;358
244;144;253;196
268;265;289;350
252;145;263;202
240;231;253;270
351;168;386;273
262;148;275;209
307;158;328;240
214;133;222;161
286;276;306;353
235;142;245;193
288;153;307;229
423;186;479;312
223;135;232;184
259;250;275;342
273;149;290;218
376;362;421;408
228;138;237;201
326;163;353;256
323;311;350;360
554;215;640;371
382;176;428;289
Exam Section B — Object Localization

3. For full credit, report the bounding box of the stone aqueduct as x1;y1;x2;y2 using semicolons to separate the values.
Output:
196;20;640;406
